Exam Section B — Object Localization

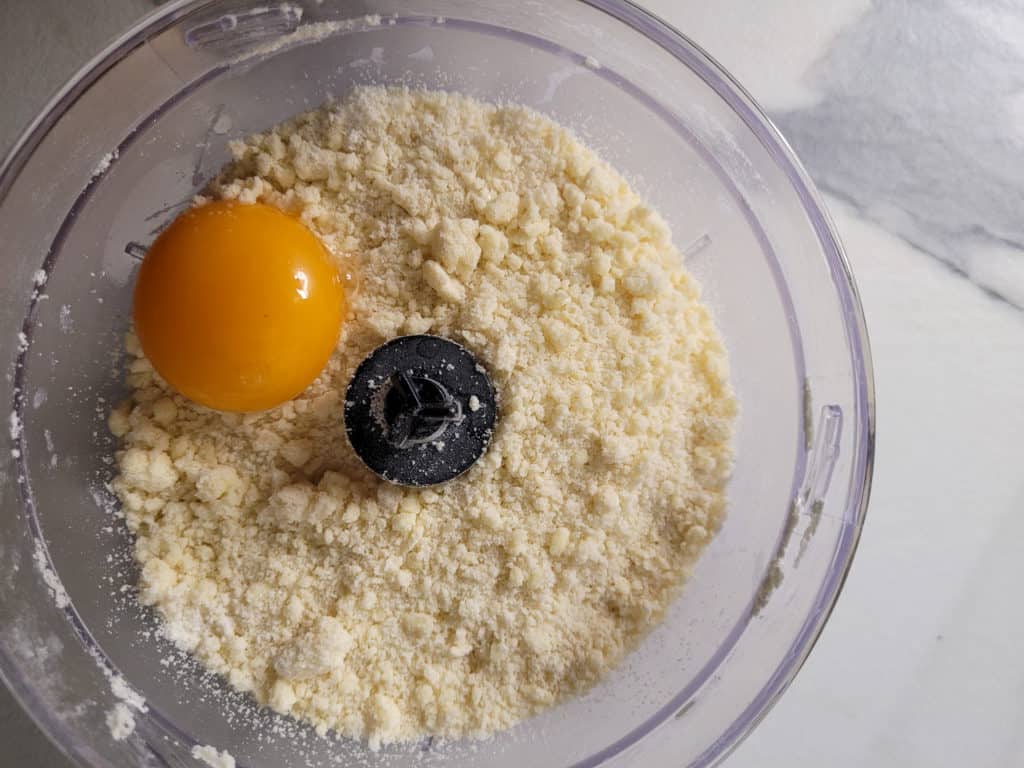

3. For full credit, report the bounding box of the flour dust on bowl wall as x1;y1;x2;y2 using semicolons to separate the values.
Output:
0;2;873;768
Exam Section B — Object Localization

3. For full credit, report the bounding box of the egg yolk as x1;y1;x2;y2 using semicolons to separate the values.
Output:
134;200;345;412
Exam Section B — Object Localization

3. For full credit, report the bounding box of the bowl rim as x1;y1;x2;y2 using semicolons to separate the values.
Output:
0;1;875;767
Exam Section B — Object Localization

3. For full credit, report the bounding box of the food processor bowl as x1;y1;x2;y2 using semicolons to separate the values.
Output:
0;1;874;766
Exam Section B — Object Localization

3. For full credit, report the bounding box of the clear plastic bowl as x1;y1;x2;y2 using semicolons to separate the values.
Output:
0;1;874;766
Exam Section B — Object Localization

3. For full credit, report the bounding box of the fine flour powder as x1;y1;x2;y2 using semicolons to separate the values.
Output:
110;87;737;748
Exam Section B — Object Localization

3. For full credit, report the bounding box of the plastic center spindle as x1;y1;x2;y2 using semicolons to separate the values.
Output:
382;371;463;449
344;335;497;486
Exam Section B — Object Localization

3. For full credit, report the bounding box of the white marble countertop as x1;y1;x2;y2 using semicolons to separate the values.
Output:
2;1;1022;766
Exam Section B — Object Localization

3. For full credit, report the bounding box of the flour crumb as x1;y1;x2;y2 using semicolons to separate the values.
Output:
32;541;69;610
92;149;119;179
105;703;135;741
191;744;236;768
109;674;147;711
102;672;147;743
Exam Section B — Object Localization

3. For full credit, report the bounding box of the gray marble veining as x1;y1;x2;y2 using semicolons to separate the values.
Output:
773;0;1024;309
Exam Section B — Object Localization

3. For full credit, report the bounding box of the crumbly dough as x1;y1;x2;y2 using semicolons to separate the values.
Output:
110;87;736;749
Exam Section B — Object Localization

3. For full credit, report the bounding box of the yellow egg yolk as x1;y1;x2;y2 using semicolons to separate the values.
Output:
133;200;345;412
